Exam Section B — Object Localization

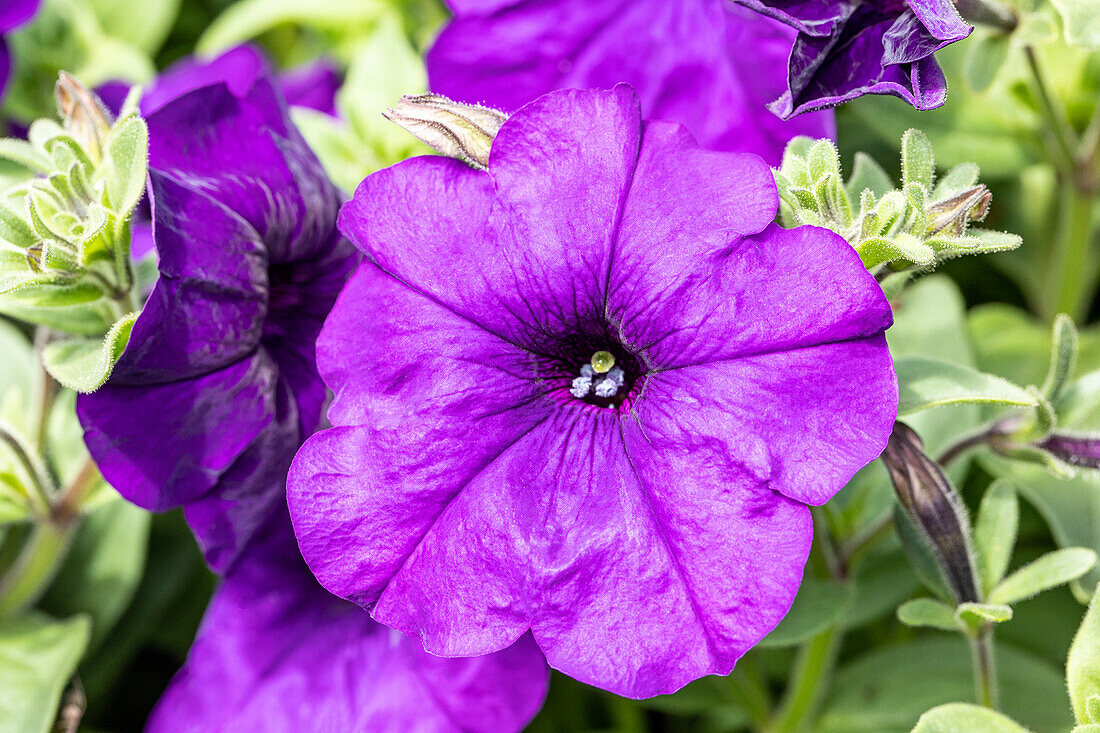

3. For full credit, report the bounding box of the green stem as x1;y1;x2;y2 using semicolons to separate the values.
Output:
968;628;999;709
769;626;841;733
727;659;772;730
1049;183;1097;322
1023;46;1079;180
0;520;73;617
0;421;53;515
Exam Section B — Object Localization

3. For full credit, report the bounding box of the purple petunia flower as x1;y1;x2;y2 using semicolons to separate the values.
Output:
426;0;834;164
732;0;972;117
149;515;548;732
78;56;549;731
77;59;355;571
0;0;38;98
287;85;898;697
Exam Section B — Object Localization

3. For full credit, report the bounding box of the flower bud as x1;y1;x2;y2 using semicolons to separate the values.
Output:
1037;432;1100;470
56;72;113;164
383;93;507;170
928;185;991;237
882;421;982;603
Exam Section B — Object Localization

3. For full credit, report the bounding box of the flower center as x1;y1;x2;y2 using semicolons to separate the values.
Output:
570;351;626;403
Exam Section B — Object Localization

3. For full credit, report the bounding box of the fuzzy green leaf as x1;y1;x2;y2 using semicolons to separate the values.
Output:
990;548;1097;605
897;598;958;631
0;613;90;733
911;703;1027;732
846;152;894;200
896;356;1039;415
1068;586;1100;723
1042;314;1079;401
104;115;149;219
901;129;935;191
40;312;138;392
974;480;1018;595
932;163;980;200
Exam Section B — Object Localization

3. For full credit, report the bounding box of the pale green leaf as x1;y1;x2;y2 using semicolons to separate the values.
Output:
0;613;90;733
1042;313;1080;401
911;703;1027;732
956;601;1013;625
896;356;1038;415
1051;0;1100;47
974;480;1019;595
198;0;387;55
901;129;934;191
932;163;980;200
40;312;138;392
897;598;957;631
1068;586;1100;723
104;115;149;218
845;152;894;200
990;548;1097;605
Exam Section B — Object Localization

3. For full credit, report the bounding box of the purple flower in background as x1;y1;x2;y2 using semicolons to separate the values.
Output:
427;0;833;164
732;0;972;117
149;516;547;732
0;0;38;98
77;55;357;572
287;86;898;697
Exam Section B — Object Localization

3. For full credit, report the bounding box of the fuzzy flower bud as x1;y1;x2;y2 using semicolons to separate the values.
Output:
883;421;982;604
383;93;507;170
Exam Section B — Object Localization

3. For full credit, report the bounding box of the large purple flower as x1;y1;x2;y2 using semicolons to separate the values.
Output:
732;0;972;117
149;515;548;732
287;86;898;697
76;61;355;572
0;0;38;98
426;0;833;164
78;58;549;731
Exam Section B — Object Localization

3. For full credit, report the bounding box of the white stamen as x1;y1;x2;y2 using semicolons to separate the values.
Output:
594;379;618;398
580;364;595;378
570;376;593;398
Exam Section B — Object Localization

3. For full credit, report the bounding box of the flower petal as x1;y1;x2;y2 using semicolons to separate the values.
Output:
149;521;548;733
428;0;832;164
147;77;342;264
288;263;551;606
610;147;890;367
632;338;897;506
339;86;640;348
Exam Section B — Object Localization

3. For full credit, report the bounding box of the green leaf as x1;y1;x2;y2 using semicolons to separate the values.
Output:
197;0;388;55
104;115;148;218
808;139;841;183
818;638;1072;732
0;204;37;249
966;229;1022;254
855;235;934;268
1068;586;1100;723
87;0;181;55
956;602;1013;625
931;163;980;201
0;138;52;173
40;499;150;650
974;480;1019;595
990;548;1097;605
845;152;893;200
0;613;90;733
1051;0;1100;47
901;129;934;191
40;312;137;392
964;32;1011;93
759;578;852;647
911;703;1028;732
896;356;1039;415
896;597;957;631
1042;314;1080;401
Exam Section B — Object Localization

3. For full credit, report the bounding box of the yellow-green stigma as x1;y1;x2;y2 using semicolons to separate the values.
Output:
591;351;615;374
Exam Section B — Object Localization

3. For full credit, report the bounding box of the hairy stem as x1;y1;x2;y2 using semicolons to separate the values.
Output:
0;520;74;617
1049;183;1097;323
968;627;999;709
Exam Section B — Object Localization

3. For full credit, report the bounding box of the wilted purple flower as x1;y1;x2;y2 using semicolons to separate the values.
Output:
287;86;898;697
149;517;548;732
732;0;972;117
0;0;38;98
77;56;357;572
426;0;833;164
